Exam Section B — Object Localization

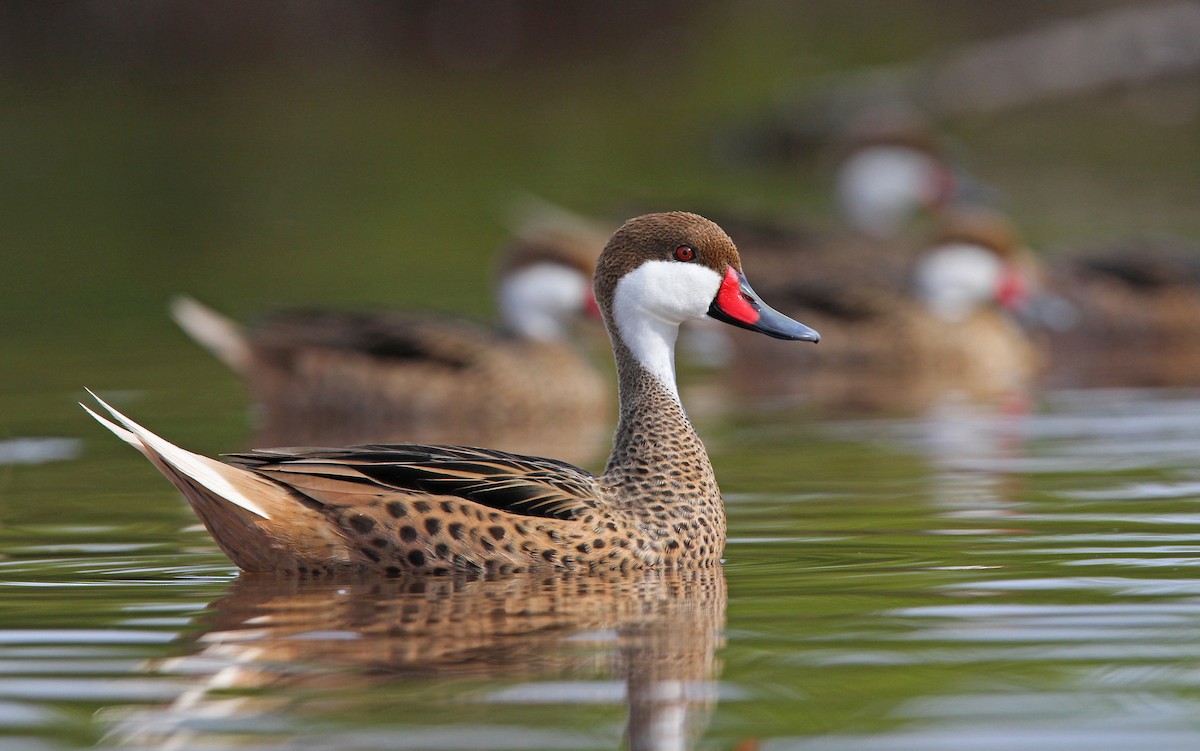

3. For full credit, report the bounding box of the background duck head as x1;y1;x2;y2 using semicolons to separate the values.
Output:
495;200;612;342
833;112;958;238
913;208;1038;324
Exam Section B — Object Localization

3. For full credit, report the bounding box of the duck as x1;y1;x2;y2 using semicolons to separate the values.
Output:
725;208;1038;413
833;126;956;239
83;212;819;575
1042;236;1200;388
169;221;611;462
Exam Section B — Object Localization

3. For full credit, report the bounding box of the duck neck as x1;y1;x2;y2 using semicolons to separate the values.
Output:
602;332;719;512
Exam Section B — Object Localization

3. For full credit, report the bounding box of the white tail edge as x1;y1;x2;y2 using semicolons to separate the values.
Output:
82;390;270;520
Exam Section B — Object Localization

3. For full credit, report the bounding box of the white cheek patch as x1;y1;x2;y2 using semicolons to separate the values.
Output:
913;242;1004;322
837;146;937;236
498;262;590;341
612;261;723;401
614;261;723;325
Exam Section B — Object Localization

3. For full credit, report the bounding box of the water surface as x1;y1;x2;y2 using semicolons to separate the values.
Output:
3;387;1200;750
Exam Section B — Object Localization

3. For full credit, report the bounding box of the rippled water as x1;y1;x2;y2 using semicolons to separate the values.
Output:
3;388;1200;750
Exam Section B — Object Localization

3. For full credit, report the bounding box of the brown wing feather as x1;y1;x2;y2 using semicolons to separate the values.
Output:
226;444;600;521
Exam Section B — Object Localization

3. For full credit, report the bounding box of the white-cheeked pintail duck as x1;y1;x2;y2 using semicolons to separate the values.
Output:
84;212;819;575
169;224;610;462
725;208;1038;413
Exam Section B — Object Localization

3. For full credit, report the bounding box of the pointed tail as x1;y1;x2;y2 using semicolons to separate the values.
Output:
81;389;271;520
81;391;359;573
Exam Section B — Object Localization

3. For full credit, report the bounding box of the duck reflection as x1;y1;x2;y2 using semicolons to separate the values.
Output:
916;394;1028;518
105;568;727;750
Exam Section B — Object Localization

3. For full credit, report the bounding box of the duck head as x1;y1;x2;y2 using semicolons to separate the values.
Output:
913;209;1034;323
496;223;606;342
832;110;962;237
836;143;955;238
595;212;818;396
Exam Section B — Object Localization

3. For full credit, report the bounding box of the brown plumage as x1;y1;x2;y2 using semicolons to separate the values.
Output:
84;212;819;575
170;227;609;463
724;208;1038;414
1043;237;1200;388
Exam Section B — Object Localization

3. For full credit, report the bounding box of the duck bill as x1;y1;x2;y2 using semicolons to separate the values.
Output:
707;266;820;342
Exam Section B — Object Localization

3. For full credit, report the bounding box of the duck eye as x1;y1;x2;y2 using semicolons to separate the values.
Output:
674;245;696;262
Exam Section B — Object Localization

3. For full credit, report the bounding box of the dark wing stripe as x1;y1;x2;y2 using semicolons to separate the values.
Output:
350;462;592;521
227;445;597;521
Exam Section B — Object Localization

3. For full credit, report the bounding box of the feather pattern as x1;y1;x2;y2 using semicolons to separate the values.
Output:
225;445;599;521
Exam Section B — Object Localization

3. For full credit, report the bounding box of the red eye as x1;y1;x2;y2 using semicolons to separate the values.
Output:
674;245;696;262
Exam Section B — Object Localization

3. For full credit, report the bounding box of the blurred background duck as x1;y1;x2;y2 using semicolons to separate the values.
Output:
1042;236;1200;388
706;112;967;257
831;110;963;239
725;208;1040;414
828;111;1200;391
171;219;612;464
